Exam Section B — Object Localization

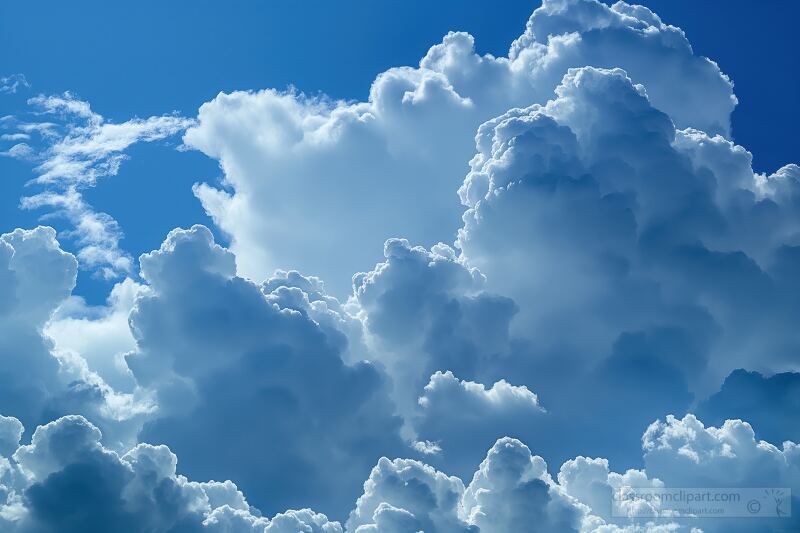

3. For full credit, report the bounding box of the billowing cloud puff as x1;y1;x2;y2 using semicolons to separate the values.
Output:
0;414;341;532
0;227;78;429
45;278;142;393
413;371;545;479
0;226;152;452
184;0;734;295
0;416;23;458
0;227;76;327
454;64;798;464
643;414;800;490
353;238;516;417
262;269;368;365
458;66;709;348
2;412;798;532
642;414;800;531
558;456;663;526
461;437;584;532
347;456;474;533
126;225;406;519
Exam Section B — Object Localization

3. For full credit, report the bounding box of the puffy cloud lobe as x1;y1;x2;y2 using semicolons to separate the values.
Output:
45;278;142;393
9;415;212;531
184;0;734;295
461;437;584;533
642;414;800;531
347;456;475;533
0;228;76;430
354;225;691;471
353;238;517;421
262;509;343;533
558;456;663;525
0;227;76;324
0;417;23;458
509;0;735;135
0;227;153;454
454;65;799;465
643;414;800;490
414;371;545;479
263;270;368;365
3;413;797;532
127;225;406;519
0;414;341;533
202;506;343;533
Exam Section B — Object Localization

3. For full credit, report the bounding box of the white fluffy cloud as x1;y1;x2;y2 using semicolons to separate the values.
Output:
643;414;800;491
8;411;794;533
461;437;585;532
0;226;153;452
413;371;545;479
125;225;406;519
347;456;474;533
0;414;341;532
45;278;142;393
352;238;512;419
184;0;735;295
0;226;78;428
277;58;799;474
0;1;796;531
459;63;800;380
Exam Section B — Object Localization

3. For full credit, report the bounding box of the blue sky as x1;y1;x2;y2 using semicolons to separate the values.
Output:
0;1;799;531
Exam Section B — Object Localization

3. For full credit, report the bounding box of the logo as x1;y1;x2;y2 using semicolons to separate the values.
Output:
746;499;761;515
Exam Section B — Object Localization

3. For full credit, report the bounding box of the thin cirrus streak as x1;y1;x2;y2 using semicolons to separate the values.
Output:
3;92;192;279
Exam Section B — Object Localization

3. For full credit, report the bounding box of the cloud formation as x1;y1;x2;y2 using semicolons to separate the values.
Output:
453;64;799;463
4;411;798;532
0;226;152;453
413;371;545;479
125;225;406;518
0;0;797;531
0;414;342;532
184;0;735;295
0;226;79;429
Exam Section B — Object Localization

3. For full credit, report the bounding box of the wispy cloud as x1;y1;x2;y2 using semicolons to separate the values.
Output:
4;92;193;278
0;73;30;94
0;133;30;141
